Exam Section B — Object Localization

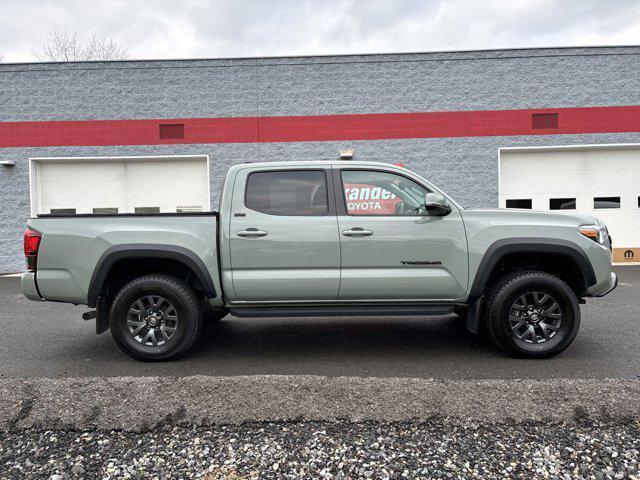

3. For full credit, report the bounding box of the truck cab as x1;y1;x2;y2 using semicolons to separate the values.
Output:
220;162;468;304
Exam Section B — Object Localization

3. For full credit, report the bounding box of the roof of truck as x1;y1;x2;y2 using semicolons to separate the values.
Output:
232;160;409;171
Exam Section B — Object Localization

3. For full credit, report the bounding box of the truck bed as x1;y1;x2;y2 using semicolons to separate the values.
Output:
26;213;222;305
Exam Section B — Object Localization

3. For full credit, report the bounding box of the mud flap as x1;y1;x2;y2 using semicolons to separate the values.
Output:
95;297;110;335
466;296;483;334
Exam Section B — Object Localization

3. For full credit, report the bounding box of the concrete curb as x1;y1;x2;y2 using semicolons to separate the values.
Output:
1;376;639;432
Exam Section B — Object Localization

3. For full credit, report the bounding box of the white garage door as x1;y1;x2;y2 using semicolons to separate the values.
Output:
32;156;210;215
500;146;640;256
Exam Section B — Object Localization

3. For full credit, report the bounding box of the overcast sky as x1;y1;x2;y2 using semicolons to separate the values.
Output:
1;0;638;62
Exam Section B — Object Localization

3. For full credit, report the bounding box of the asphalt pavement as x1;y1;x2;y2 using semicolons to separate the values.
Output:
0;266;638;379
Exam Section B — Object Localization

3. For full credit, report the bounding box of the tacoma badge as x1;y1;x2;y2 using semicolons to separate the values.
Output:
401;260;442;265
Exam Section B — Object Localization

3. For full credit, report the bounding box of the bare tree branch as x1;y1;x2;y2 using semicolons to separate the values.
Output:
33;29;129;61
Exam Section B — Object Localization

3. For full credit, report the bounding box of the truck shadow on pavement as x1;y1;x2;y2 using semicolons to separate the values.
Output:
194;314;492;359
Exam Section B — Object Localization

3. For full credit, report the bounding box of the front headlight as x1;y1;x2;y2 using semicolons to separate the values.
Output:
578;224;607;245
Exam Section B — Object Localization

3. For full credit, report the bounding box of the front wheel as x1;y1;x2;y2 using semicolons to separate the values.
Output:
109;275;203;361
484;271;580;358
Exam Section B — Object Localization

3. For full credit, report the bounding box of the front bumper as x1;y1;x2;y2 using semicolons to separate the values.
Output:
21;272;43;301
595;272;618;297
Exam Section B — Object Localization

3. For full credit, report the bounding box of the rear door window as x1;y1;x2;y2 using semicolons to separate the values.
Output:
245;170;328;216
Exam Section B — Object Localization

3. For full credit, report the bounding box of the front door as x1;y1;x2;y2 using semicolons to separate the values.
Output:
336;168;468;301
228;167;341;302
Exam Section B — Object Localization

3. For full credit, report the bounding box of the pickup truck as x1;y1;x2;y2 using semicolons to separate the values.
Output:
22;161;617;361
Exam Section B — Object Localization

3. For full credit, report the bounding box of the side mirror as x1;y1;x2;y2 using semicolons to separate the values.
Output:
424;193;452;216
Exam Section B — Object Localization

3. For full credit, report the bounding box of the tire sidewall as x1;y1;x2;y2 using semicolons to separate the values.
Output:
490;274;580;357
110;277;200;360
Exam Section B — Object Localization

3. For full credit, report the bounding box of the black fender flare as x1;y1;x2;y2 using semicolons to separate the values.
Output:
87;244;217;307
467;238;597;304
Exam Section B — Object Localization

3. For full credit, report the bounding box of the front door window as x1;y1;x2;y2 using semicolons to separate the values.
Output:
341;170;430;216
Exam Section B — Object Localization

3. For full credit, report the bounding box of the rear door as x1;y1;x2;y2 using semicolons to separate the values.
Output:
227;167;341;302
335;167;468;301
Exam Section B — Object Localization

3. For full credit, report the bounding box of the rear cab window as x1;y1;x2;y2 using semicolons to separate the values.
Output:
245;170;329;216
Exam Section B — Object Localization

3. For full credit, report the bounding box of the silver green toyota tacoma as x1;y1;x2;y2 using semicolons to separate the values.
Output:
22;161;617;361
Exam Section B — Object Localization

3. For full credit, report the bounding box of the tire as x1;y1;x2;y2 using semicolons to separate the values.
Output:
484;270;580;358
109;275;203;361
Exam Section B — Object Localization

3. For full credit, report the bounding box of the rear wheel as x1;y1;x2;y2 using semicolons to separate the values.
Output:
484;270;580;358
109;275;202;361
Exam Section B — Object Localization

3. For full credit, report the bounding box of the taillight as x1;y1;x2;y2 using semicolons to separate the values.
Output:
23;228;42;272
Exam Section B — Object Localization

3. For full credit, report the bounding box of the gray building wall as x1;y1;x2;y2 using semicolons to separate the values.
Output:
1;47;640;271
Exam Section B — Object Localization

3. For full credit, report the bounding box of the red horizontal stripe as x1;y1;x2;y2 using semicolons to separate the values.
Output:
1;106;639;148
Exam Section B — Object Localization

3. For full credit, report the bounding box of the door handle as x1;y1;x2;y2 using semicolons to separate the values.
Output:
342;227;373;237
237;228;268;238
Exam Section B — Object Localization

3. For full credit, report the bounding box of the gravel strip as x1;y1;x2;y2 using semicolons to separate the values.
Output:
1;421;639;479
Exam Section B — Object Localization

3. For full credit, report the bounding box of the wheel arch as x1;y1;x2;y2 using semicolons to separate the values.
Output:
87;244;217;307
468;238;596;303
